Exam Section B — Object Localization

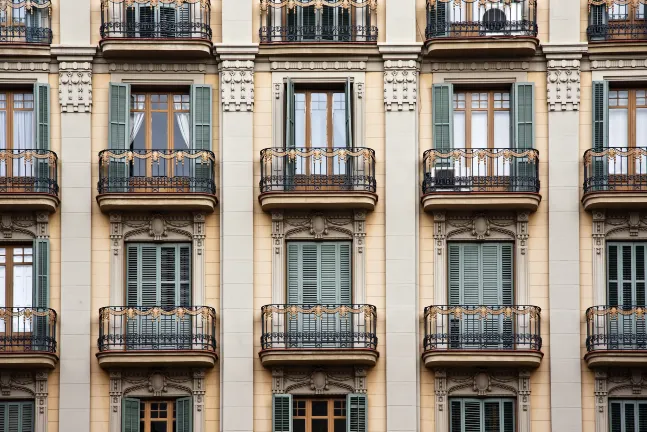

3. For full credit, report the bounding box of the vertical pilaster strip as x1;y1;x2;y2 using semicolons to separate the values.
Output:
518;370;531;432
34;371;48;432
434;369;447;432
594;371;609;432
545;51;583;432
381;37;420;430
193;213;206;305
353;210;367;304
192;370;206;432
109;371;122;432
433;211;447;305
54;44;95;432
516;211;530;305
592;211;607;306
219;55;256;432
109;213;123;306
271;211;285;304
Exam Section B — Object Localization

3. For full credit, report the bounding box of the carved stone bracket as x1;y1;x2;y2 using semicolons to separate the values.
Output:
220;60;254;112
547;58;581;112
384;59;418;111
0;370;50;432
59;61;92;113
271;366;366;395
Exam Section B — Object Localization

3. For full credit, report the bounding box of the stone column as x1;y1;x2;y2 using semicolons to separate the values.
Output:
52;41;95;432
544;3;586;424
381;0;421;422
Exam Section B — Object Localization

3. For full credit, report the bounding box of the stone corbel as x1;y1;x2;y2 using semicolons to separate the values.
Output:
353;210;367;304
58;61;93;113
595;370;608;432
34;371;48;432
109;213;124;306
272;211;285;304
35;213;49;239
547;58;581;112
272;368;285;394
354;367;367;394
435;369;448;432
518;370;531;432
193;213;206;306
109;370;123;432
383;59;419;112
516;211;530;305
192;370;205;432
220;60;255;112
592;211;606;306
433;211;447;305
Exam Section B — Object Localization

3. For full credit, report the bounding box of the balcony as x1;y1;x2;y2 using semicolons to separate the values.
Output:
0;150;59;212
0;0;52;56
422;305;542;368
585;305;647;368
99;0;212;58
587;3;647;54
259;304;378;367
0;307;58;369
421;148;541;212
96;306;217;369
581;147;647;210
424;0;538;57
259;147;377;211
96;149;217;213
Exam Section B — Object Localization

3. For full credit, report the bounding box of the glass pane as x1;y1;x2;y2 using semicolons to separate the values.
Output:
152;111;169;176
471;111;488;177
332;93;347;175
13;111;33;176
0;265;5;332
294;93;306;175
334;419;346;432
293;419;306;432
150;421;167;432
494;111;511;176
312;419;328;432
13;264;32;332
312;401;328;416
131;108;147;177
310;93;328;148
637;109;647;175
609;109;629;174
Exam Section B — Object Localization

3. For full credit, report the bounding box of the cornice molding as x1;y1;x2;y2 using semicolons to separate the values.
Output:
270;60;367;71
430;61;531;72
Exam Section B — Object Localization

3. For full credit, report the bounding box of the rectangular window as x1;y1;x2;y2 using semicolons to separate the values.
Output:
608;89;647;175
610;400;647;432
0;246;33;333
293;399;346;432
450;398;515;432
122;398;191;432
122;3;193;38
0;401;34;432
453;90;511;151
0;92;35;178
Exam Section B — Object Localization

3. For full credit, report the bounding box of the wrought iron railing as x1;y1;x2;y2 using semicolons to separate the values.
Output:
259;0;378;42
260;147;376;193
0;307;57;353
583;147;647;194
0;150;58;196
98;306;217;352
97;149;216;194
260;304;378;349
425;0;537;39
0;0;52;44
100;0;211;40
588;1;647;42
586;305;647;351
422;148;540;194
423;305;542;351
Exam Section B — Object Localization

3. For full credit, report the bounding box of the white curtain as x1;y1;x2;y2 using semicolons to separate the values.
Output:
13;111;33;177
129;112;145;148
12;264;32;332
0;111;6;177
174;111;190;149
494;111;511;176
609;109;629;174
636;109;647;174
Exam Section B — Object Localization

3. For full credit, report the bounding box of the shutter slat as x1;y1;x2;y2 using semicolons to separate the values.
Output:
448;244;461;306
191;85;212;150
463;400;481;432
20;402;33;432
610;401;622;432
126;244;140;307
109;83;130;150
287;243;300;304
433;84;453;152
347;394;367;432
176;397;192;432
34;83;50;150
122;398;140;432
513;83;534;149
273;394;292;432
7;403;19;432
450;400;462;432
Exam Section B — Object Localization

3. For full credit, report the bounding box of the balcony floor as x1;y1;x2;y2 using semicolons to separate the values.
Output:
100;39;212;59
96;351;217;369
585;351;647;369
424;37;539;58
259;191;377;211
97;193;217;213
0;352;58;369
582;191;647;211
422;192;541;212
422;350;543;369
259;348;378;367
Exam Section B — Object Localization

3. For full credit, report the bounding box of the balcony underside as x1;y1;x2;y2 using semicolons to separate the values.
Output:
259;191;377;211
97;193;217;213
585;351;647;368
100;39;212;59
259;348;378;367
0;194;59;212
424;37;539;58
588;41;647;56
422;350;542;369
258;42;379;57
0;353;58;369
582;192;647;211
96;351;217;369
422;192;541;212
0;44;51;58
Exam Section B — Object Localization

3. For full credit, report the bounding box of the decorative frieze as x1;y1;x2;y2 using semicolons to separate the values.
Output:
59;61;92;113
0;62;50;72
270;61;367;71
547;59;581;112
384;59;418;111
220;60;254;112
430;61;530;72
591;58;647;70
108;63;207;73
271;366;367;395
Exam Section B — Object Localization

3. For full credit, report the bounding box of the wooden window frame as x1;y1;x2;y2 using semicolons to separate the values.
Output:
138;400;176;432
453;89;511;150
609;3;646;24
293;398;347;432
0;245;34;344
608;88;647;179
0;91;35;177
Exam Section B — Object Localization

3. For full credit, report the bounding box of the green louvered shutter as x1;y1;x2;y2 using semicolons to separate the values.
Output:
122;398;140;432
285;79;296;190
433;84;453;153
0;403;4;431
512;83;534;191
450;400;462;432
639;402;647;431
320;243;352;346
3;402;33;432
33;238;49;351
344;78;354;188
448;244;462;348
273;394;292;432
301;5;317;40
125;244;141;349
34;83;50;193
191;85;212;192
502;400;515;432
347;394;367;432
19;402;32;432
463;400;481;432
176;397;192;432
300;243;319;344
610;401;622;432
592;81;609;191
109;83;130;192
286;243;300;346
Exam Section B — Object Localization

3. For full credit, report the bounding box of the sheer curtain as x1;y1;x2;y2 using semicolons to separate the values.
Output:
0;111;6;177
13;111;33;177
636;108;647;175
609;109;628;174
174;108;190;149
130;112;145;147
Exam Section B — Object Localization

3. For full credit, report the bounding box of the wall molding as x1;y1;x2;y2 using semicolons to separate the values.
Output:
430;61;531;72
220;59;254;112
59;61;92;113
547;58;581;112
270;60;367;71
384;59;418;111
272;366;367;395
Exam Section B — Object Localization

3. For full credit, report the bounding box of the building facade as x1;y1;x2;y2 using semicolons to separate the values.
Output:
0;0;642;431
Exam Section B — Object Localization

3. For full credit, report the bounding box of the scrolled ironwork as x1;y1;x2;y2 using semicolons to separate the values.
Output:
586;305;647;351
98;305;217;352
260;0;377;10
423;305;542;351
0;0;51;11
0;149;58;196
260;304;378;350
259;147;377;193
0;307;57;354
102;0;210;7
583;147;647;194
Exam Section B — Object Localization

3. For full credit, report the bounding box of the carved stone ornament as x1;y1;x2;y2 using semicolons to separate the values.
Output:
221;60;254;112
547;58;580;112
0;212;49;240
443;212;519;242
384;59;418;112
149;215;168;241
309;214;329;239
117;213;196;242
0;370;49;432
282;212;356;241
272;366;367;395
109;63;207;73
431;61;530;72
59;61;92;113
271;60;367;71
591;58;647;70
0;62;50;72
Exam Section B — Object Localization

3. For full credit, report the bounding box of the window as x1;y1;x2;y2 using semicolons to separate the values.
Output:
0;401;34;432
124;4;192;38
450;399;515;432
429;1;526;37
122;398;191;432
274;394;367;432
453;91;511;151
0;246;33;333
607;89;647;174
285;5;352;41
610;400;647;432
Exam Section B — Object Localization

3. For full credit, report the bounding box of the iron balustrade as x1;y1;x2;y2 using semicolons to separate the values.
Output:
100;0;211;40
583;147;647;194
588;3;647;42
97;306;217;352
259;147;376;193
97;149;216;195
586;305;647;351
260;304;378;350
423;305;542;351
259;25;378;42
422;148;540;194
425;0;537;40
0;0;52;44
0;150;58;196
0;307;57;353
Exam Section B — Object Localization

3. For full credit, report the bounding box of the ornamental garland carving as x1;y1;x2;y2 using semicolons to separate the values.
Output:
593;211;647;242
283;212;356;240
262;148;374;163
221;60;254;112
102;0;209;8
589;0;647;10
0;213;49;240
100;150;215;163
59;62;92;114
444;212;518;241
0;0;51;12
435;368;524;398
547;59;580;112
261;0;377;10
425;148;538;165
272;367;367;395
